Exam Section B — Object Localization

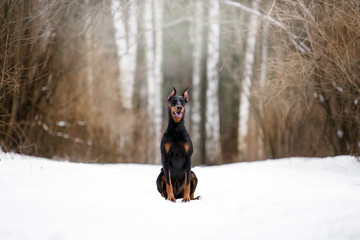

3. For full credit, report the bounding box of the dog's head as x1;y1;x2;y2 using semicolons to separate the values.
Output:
167;87;189;123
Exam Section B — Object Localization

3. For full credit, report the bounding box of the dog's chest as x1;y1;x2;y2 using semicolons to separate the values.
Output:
166;142;187;169
164;141;187;157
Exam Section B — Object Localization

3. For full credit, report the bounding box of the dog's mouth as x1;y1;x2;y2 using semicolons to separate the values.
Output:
173;110;183;118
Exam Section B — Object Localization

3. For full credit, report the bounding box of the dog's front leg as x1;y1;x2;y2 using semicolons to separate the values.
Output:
182;157;191;202
164;165;176;202
182;171;191;202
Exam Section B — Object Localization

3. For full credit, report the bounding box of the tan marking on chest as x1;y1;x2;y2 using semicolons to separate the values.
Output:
164;142;172;153
182;142;190;153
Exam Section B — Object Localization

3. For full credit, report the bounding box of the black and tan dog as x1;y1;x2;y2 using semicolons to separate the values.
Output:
156;87;199;202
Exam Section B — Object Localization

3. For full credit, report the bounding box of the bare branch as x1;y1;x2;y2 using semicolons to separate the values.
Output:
222;0;312;54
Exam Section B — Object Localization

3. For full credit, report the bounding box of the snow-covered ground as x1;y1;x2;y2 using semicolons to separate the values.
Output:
1;152;360;240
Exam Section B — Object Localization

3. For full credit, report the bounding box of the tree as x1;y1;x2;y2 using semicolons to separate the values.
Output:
111;0;138;109
205;0;221;165
257;20;269;159
190;0;204;166
85;0;94;97
238;0;260;160
153;0;164;164
143;0;163;163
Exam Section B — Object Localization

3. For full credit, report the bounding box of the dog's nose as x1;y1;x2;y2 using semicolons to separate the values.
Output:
177;105;182;111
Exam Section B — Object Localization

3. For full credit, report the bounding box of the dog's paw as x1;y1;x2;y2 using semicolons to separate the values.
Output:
167;196;176;202
182;196;190;202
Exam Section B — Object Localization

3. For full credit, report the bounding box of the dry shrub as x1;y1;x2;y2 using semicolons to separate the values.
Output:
0;0;63;153
260;0;360;158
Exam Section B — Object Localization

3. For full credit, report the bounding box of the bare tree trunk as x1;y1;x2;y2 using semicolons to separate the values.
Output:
205;0;221;165
112;0;138;109
143;0;163;164
257;20;269;159
153;0;163;164
143;0;155;162
238;0;260;159
85;0;93;96
190;0;204;166
259;21;268;88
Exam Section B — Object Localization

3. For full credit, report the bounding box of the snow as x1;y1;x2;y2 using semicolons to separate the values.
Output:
1;152;360;240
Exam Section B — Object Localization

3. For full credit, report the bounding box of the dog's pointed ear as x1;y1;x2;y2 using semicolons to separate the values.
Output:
183;88;189;102
168;87;177;101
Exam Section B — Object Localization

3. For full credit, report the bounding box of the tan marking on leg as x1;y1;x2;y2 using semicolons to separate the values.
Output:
190;172;200;200
182;171;191;202
160;175;166;198
166;170;176;202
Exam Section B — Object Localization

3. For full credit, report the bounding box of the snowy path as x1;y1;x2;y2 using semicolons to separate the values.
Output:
1;152;360;240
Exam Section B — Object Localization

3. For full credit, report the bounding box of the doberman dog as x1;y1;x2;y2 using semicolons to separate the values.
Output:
156;87;199;202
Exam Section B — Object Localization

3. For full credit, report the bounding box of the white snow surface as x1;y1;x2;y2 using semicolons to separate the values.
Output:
1;152;360;240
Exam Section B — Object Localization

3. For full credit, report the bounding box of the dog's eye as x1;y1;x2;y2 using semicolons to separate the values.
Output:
172;99;176;104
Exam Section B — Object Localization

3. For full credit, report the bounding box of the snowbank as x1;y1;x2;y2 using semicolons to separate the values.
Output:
1;152;360;240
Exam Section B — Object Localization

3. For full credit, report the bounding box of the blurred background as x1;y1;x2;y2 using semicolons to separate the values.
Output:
0;0;359;165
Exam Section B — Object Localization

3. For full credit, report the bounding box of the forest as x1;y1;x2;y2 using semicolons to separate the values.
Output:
1;0;360;165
